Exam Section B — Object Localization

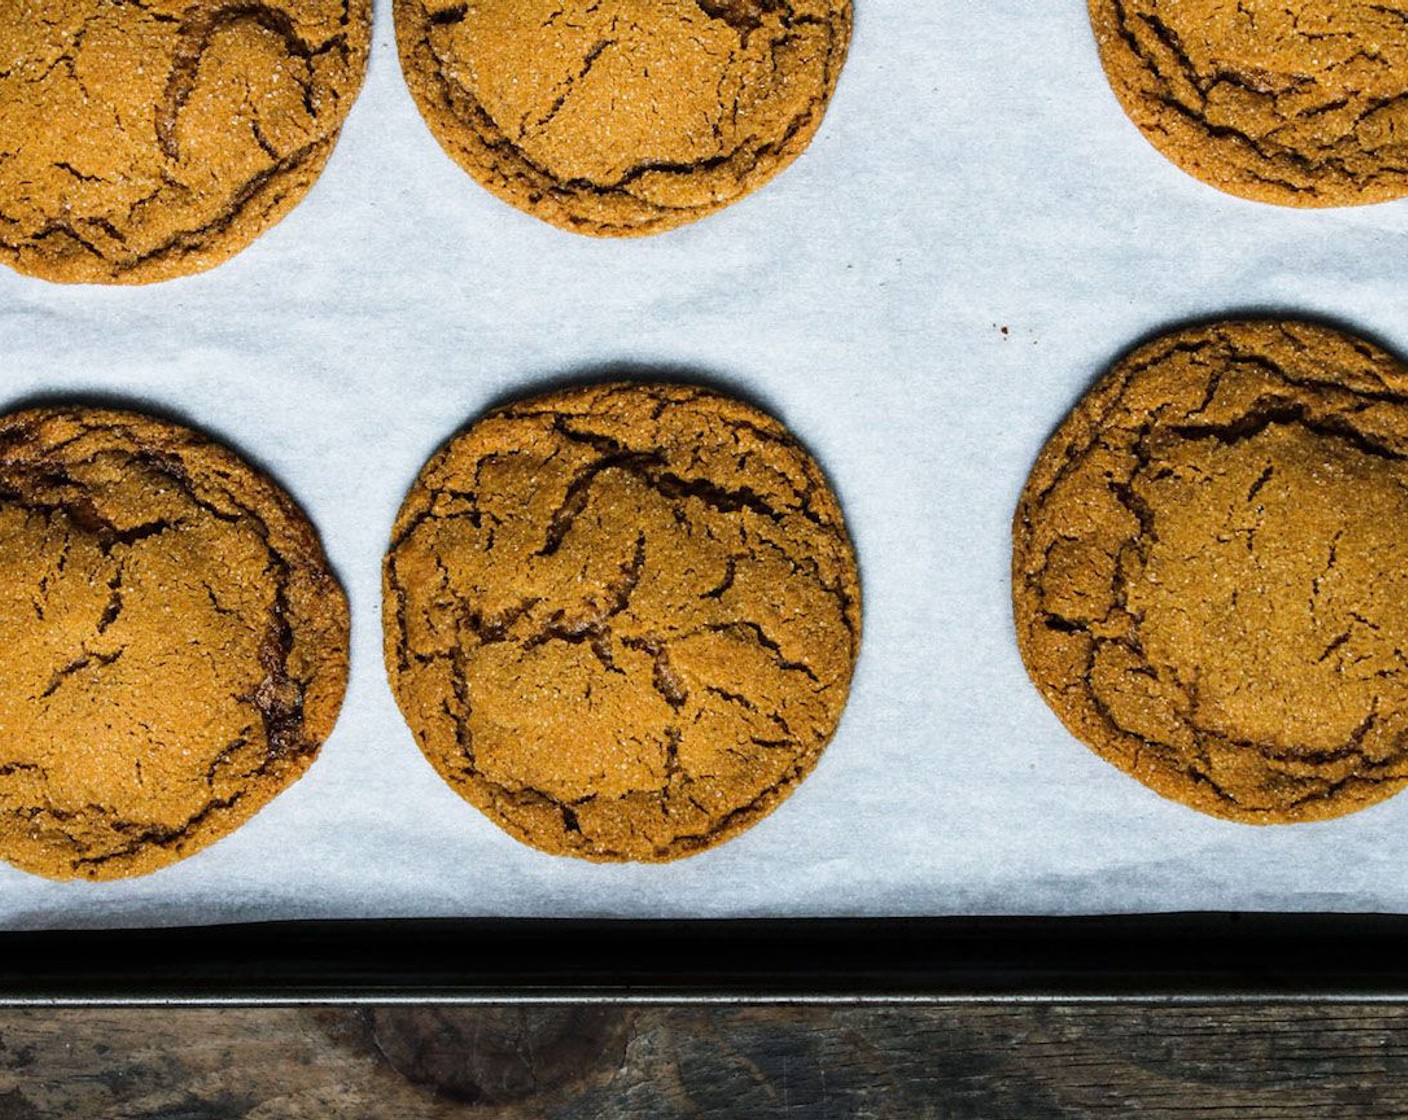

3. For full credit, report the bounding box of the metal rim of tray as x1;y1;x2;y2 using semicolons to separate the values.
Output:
5;913;1408;1005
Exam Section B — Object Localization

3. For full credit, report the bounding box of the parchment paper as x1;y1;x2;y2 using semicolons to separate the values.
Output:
6;0;1408;930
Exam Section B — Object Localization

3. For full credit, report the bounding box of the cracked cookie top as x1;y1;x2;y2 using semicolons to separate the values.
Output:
393;0;852;235
0;408;349;879
0;0;370;284
1014;321;1408;823
1088;1;1408;206
384;383;861;861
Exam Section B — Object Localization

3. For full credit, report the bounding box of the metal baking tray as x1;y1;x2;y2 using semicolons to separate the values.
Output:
6;914;1408;1004
6;3;1408;999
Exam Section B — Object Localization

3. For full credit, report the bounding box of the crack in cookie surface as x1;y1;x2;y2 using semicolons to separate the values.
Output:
393;0;851;235
1089;0;1408;205
0;408;349;879
1014;320;1408;823
384;382;861;861
0;0;370;283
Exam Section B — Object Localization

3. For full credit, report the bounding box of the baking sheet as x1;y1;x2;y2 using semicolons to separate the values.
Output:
6;0;1408;930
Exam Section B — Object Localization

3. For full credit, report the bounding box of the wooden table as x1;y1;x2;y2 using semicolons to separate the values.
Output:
2;1003;1405;1118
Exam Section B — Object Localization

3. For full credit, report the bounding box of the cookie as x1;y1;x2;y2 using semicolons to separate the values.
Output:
384;383;861;860
393;0;852;236
1088;1;1408;206
0;0;371;284
0;407;349;879
1013;320;1408;824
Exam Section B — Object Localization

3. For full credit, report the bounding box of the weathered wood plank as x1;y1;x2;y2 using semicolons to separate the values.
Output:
2;1005;1407;1118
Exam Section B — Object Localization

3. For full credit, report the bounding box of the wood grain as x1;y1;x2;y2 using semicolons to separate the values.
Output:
1;1004;1405;1118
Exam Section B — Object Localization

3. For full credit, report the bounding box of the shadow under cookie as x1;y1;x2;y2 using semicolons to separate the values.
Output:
383;381;861;861
394;0;852;235
0;0;371;284
1014;320;1408;823
0;407;349;880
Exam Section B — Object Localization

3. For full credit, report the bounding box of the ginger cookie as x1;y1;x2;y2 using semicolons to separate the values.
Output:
384;383;860;861
1088;1;1408;206
1014;320;1408;824
0;408;349;879
0;0;370;284
393;0;852;236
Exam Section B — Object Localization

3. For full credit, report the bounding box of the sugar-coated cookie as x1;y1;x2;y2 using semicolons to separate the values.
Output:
1089;1;1408;206
394;0;852;234
1015;321;1408;823
384;383;861;860
0;0;370;283
0;408;349;878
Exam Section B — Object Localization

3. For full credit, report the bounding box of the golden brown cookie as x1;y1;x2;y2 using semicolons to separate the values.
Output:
0;0;371;284
393;0;852;236
1088;1;1408;206
1013;320;1408;824
384;383;861;860
0;407;349;879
